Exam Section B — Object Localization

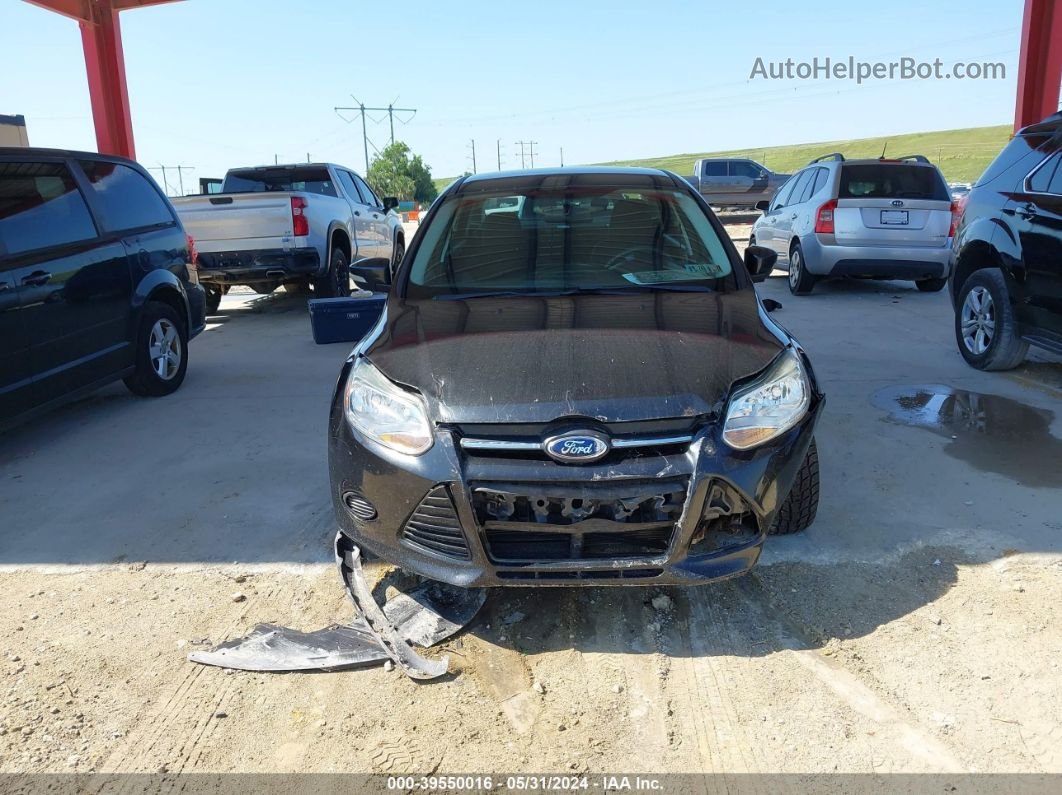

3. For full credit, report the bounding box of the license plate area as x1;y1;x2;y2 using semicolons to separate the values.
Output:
880;210;909;225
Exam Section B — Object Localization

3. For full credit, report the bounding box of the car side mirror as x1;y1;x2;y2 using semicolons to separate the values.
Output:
350;258;392;291
755;199;771;213
761;298;783;313
383;197;399;212
744;245;777;283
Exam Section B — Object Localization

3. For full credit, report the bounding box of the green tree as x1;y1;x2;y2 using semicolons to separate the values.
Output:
366;141;438;204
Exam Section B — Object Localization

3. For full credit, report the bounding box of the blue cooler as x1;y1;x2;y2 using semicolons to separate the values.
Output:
308;293;387;345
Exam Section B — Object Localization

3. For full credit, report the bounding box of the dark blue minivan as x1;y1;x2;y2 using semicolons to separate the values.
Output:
0;148;206;426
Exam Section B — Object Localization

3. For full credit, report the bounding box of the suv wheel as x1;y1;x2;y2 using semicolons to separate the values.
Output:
769;438;819;535
787;241;816;295
123;301;188;397
391;236;405;276
916;277;947;293
315;247;350;298
955;269;1028;370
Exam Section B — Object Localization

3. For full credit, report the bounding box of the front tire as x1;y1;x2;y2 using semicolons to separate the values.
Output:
314;247;350;298
916;277;947;293
955;268;1028;370
123;301;189;397
391;236;405;277
204;284;222;315
787;241;816;295
769;439;819;535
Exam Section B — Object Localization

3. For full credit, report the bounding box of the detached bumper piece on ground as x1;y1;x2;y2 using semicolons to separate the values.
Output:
189;533;485;680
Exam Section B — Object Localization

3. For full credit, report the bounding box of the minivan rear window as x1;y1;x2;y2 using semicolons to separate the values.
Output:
222;168;338;197
838;164;949;201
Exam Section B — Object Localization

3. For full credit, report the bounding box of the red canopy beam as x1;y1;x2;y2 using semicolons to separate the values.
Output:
1014;0;1062;130
23;0;182;159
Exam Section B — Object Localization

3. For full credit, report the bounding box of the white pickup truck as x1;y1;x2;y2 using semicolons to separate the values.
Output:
172;163;405;312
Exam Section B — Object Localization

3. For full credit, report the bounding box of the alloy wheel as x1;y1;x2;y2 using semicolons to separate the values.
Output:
789;249;801;289
960;286;995;355
149;319;182;381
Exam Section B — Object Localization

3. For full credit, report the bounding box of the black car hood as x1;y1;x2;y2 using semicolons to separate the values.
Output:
365;291;784;424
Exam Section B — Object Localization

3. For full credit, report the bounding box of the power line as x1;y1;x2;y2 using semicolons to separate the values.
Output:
514;140;538;169
334;96;418;172
147;164;195;196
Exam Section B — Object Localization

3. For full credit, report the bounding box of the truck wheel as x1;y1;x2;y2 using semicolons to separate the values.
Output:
284;280;311;294
916;277;947;292
955;268;1028;370
123;301;188;398
251;284;276;295
788;241;817;295
769;439;819;535
315;247;350;298
204;285;222;314
391;236;405;275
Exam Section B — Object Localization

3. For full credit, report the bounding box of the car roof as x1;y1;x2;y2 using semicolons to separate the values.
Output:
455;166;685;193
1018;111;1062;136
0;146;139;166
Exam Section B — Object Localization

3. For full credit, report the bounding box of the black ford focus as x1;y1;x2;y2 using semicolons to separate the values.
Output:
328;168;824;587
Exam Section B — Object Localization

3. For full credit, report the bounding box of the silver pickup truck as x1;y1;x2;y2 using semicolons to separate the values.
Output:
172;163;404;312
686;157;790;209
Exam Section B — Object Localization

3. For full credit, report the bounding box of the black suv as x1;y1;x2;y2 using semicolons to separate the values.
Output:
328;168;823;587
949;112;1062;370
0;148;206;425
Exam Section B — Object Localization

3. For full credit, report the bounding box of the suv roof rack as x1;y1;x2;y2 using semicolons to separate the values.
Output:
809;153;845;164
892;154;931;163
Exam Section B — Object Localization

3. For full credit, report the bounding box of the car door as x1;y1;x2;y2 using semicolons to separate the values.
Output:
728;160;767;203
699;160;728;203
335;169;377;262
351;173;392;261
773;169;815;254
1011;149;1062;337
754;174;798;253
0;237;33;421
0;157;131;407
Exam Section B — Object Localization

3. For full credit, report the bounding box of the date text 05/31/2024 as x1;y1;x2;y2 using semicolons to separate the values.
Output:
386;775;665;791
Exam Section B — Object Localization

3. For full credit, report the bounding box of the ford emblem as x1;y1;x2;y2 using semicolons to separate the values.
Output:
543;431;610;463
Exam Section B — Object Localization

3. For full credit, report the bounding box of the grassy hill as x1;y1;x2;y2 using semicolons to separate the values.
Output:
599;125;1012;184
433;125;1012;189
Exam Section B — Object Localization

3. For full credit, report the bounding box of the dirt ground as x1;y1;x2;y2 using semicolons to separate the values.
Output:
2;221;1062;777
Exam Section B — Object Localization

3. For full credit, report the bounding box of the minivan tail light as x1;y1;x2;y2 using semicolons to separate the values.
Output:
814;199;837;234
291;196;309;236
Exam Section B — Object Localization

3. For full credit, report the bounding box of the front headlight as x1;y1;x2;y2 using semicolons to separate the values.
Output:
344;358;433;455
723;350;810;450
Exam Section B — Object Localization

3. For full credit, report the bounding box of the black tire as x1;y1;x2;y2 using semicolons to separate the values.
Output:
123;301;189;398
284;280;311;294
204;284;222;315
251;284;276;296
390;236;405;277
916;277;947;293
787;241;816;295
954;268;1028;371
314;246;350;298
769;439;819;535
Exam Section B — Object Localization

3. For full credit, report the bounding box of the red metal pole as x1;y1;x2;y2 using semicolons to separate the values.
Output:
1014;0;1062;131
80;1;136;158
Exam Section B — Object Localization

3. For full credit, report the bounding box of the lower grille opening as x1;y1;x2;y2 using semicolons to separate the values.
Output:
473;479;687;563
497;568;663;581
401;486;471;561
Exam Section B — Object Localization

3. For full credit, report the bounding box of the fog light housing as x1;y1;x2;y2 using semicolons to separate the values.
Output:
688;482;759;554
342;491;377;522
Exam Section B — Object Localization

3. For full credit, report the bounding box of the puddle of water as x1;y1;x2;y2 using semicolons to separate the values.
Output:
871;384;1062;489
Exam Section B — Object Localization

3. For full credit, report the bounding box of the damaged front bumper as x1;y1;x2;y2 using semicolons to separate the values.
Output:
328;388;823;587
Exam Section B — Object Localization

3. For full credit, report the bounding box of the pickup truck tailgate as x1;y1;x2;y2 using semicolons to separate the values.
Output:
174;193;295;246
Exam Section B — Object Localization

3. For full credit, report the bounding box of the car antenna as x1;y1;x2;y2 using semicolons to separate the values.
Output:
880;141;888;159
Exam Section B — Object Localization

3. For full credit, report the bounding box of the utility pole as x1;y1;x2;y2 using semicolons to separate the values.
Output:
514;140;538;169
148;164;195;197
468;139;477;174
560;146;564;167
335;96;418;172
497;139;503;170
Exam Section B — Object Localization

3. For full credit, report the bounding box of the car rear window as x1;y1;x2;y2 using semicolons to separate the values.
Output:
838;164;949;200
78;160;175;232
405;183;735;299
222;167;338;197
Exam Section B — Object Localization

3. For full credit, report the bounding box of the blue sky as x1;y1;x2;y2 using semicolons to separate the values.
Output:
1;0;1025;190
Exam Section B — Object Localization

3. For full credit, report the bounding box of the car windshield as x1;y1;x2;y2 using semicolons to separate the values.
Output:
404;184;735;298
838;164;949;200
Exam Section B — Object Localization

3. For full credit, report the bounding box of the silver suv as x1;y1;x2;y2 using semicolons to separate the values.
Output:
750;154;954;295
